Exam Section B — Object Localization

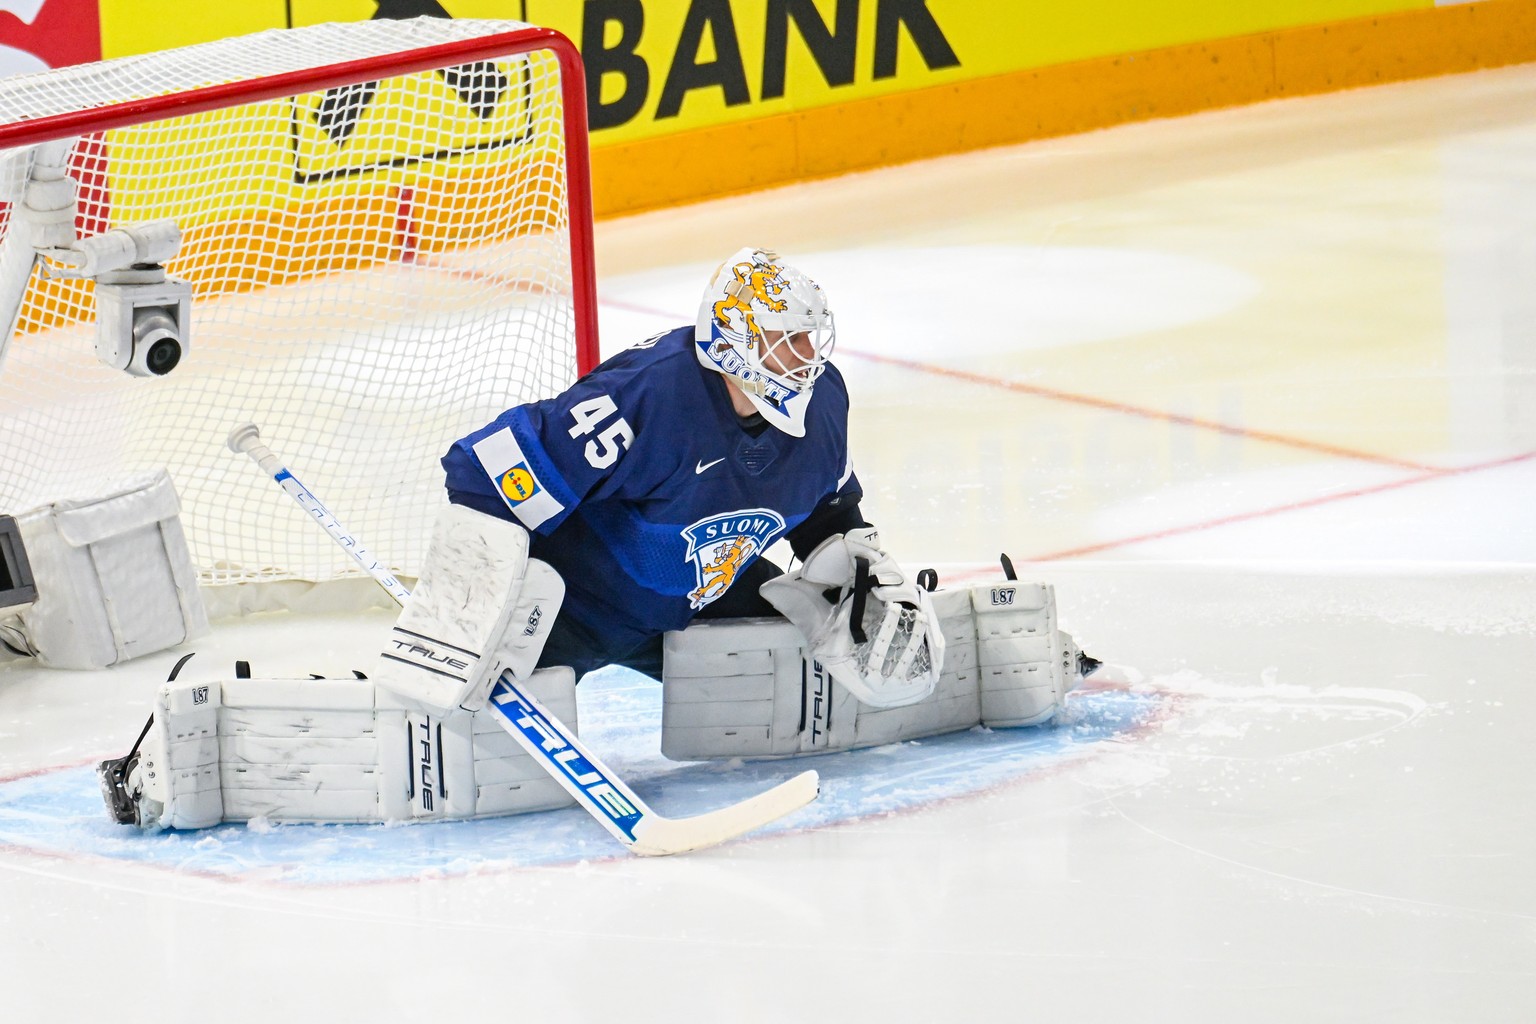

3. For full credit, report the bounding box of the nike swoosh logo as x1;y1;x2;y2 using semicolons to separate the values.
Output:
695;457;725;475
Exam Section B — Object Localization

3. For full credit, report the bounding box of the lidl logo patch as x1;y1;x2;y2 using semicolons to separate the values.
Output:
499;464;540;503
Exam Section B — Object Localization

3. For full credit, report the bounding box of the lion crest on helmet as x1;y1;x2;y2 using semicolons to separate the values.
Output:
711;254;789;346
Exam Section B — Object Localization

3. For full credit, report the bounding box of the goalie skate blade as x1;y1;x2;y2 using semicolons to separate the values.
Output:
627;770;820;857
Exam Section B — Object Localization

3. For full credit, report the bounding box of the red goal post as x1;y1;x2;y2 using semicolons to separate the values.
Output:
0;18;598;599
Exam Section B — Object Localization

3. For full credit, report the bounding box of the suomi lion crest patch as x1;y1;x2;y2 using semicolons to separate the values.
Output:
680;508;786;609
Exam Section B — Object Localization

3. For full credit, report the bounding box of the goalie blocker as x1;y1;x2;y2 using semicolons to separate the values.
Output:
375;503;564;714
661;578;1091;761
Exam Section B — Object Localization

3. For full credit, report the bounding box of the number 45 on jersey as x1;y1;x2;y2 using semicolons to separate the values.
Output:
568;395;633;469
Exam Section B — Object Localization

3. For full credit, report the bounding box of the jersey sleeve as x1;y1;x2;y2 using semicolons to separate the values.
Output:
441;365;657;535
787;462;864;559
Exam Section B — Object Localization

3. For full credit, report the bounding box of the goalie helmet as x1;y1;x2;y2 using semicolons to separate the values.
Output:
694;247;836;437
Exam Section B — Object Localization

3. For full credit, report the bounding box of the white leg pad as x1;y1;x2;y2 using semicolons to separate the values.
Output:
661;582;1082;760
661;618;848;760
131;678;224;830
122;666;579;828
975;581;1079;728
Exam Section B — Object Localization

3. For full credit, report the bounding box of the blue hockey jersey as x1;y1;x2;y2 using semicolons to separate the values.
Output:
441;326;860;655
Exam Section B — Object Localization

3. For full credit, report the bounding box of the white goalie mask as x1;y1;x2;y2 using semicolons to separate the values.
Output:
694;247;836;437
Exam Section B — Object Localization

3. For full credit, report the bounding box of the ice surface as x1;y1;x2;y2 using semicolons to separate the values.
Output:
0;669;1162;882
4;65;1536;1024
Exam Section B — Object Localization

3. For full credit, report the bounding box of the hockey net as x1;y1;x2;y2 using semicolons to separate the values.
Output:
0;18;596;597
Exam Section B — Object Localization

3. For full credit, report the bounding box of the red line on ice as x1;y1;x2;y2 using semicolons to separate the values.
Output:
595;296;1532;559
1030;448;1536;560
839;349;1436;472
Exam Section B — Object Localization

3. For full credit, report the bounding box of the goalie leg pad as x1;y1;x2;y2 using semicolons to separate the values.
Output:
377;503;564;713
660;583;1082;760
661;618;847;761
116;677;225;829
662;589;980;760
975;581;1079;728
107;667;579;829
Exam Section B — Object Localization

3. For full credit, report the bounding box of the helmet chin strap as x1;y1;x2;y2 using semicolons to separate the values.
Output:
724;374;765;417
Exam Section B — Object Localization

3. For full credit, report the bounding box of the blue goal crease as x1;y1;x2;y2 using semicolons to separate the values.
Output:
0;669;1158;884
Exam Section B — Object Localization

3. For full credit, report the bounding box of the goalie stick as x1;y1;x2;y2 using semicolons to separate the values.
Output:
228;422;819;856
227;424;411;605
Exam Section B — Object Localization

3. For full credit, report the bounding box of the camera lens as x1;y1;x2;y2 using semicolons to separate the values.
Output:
130;308;183;376
145;337;181;375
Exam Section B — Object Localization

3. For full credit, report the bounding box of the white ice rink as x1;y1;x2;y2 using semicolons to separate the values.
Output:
4;64;1536;1022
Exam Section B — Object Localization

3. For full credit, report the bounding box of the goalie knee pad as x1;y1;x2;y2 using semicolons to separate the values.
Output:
99;665;580;829
661;580;1086;760
376;503;564;714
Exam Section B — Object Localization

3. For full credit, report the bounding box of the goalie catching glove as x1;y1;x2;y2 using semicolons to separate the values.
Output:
376;503;564;714
760;527;943;708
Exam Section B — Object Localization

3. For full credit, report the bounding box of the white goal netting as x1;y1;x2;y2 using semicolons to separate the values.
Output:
0;18;594;594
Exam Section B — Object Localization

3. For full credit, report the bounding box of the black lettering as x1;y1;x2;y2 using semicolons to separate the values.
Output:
762;0;859;100
656;0;750;120
583;0;650;130
873;0;959;80
417;731;434;810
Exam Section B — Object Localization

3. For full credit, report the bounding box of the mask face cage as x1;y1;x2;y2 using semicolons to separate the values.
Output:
751;306;836;394
700;250;836;398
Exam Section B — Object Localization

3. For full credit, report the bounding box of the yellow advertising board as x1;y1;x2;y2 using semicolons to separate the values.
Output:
86;0;1536;218
521;0;1431;145
96;2;527;64
100;0;1434;147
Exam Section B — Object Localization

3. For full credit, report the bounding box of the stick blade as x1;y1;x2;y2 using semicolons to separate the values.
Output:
628;769;820;857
